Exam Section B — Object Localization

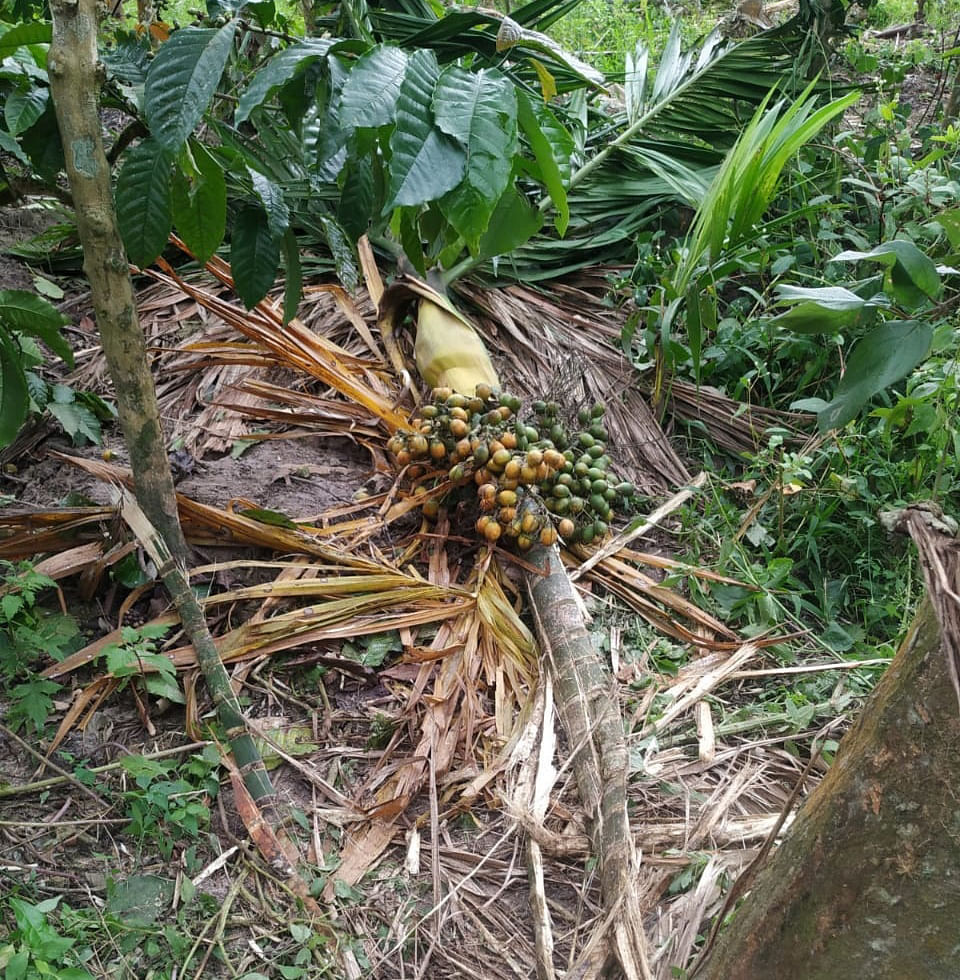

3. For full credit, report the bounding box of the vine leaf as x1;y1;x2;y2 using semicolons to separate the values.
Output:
833;240;941;309
818;320;932;431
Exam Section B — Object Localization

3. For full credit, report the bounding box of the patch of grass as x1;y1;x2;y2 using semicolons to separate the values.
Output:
550;0;711;78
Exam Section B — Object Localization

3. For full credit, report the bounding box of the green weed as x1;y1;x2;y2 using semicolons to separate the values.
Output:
0;560;82;733
119;744;221;859
0;896;96;980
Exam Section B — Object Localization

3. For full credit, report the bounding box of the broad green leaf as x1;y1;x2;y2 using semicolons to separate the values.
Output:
339;45;408;129
932;207;960;248
144;23;237;151
5;84;48;135
832;240;941;307
771;285;869;334
249;169;290;238
0;127;28;164
516;90;572;235
281;228;302;326
0;330;30;447
101;37;151;86
433;67;517;248
18;104;63;180
432;67;516;151
475;186;542;261
0;290;72;364
818;320;932;431
116;138;174;267
386;50;465;210
230;205;279;309
394;207;427;275
47;399;103;446
319;215;359;292
0;22;52;57
170;141;227;264
337;155;375;240
775;285;869;309
771;302;863;334
235;38;332;123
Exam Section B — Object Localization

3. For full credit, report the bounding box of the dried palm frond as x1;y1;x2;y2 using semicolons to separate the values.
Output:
144;248;412;436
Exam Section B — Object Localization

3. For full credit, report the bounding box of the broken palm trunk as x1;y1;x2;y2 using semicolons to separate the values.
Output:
527;544;654;979
694;503;960;980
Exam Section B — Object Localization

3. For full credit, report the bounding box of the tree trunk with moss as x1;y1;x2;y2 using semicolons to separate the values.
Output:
46;0;189;564
696;585;960;979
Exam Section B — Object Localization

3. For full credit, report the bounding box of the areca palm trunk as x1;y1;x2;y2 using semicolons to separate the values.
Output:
695;508;960;979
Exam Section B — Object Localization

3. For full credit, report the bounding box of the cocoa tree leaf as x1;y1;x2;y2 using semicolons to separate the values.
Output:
235;38;332;123
281;228;302;326
144;23;237;151
0;330;29;447
433;66;517;248
386;49;464;210
0;22;52;57
249;169;290;238
339;44;408;129
0;289;72;364
4;84;48;135
170;141;226;264
230;204;278;309
116;138;174;267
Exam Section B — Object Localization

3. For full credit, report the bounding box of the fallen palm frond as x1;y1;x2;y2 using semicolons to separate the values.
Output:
324;550;538;895
653;377;814;454
3;227;830;978
145;245;412;436
0;506;117;560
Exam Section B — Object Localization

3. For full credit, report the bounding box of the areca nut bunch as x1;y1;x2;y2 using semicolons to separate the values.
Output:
386;386;635;551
